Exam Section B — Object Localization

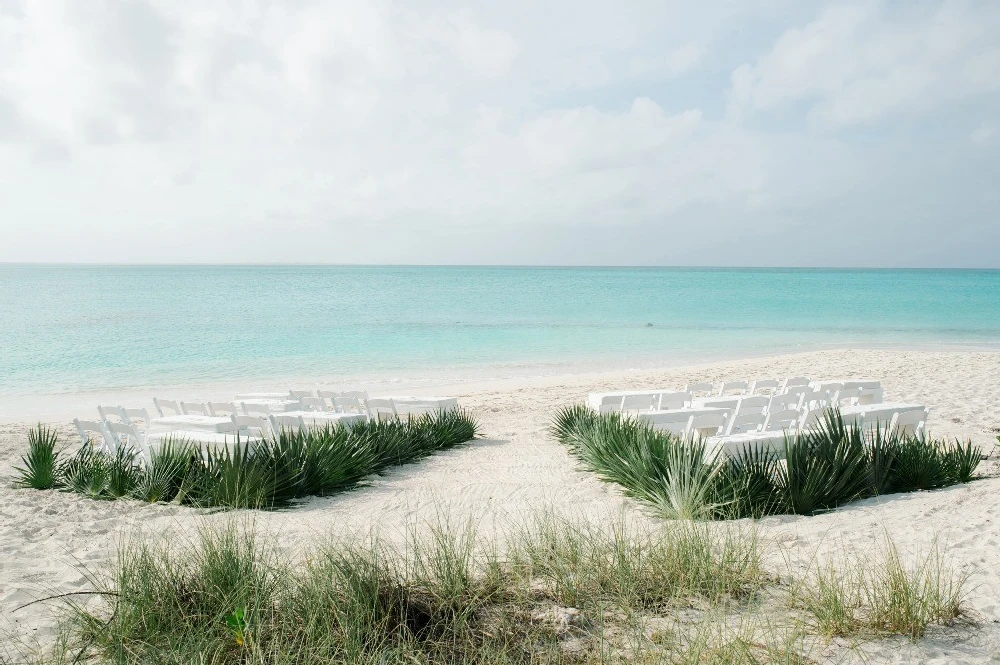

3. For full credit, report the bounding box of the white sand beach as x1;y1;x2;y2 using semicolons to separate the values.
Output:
2;348;999;663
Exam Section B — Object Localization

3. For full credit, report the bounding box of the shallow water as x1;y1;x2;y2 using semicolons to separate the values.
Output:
1;265;998;395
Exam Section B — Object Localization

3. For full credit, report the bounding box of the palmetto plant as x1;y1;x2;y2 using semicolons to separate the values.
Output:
551;406;983;522
15;409;480;511
13;424;61;490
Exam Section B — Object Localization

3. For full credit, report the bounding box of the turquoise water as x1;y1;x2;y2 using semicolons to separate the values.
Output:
1;265;998;395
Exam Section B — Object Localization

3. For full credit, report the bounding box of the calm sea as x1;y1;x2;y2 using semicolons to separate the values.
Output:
1;265;998;396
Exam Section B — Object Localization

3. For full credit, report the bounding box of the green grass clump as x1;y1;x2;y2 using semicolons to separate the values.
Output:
13;409;480;510
796;538;969;641
47;515;770;664
552;407;983;521
13;424;61;490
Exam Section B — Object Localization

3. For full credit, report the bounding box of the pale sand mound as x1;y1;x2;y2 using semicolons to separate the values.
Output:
1;348;998;662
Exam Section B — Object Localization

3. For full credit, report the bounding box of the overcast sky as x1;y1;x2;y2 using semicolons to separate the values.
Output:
1;0;998;267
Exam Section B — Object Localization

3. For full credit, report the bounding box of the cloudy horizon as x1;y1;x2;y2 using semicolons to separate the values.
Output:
1;0;998;267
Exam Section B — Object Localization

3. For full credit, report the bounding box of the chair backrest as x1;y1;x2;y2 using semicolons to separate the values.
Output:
749;379;780;394
890;408;928;436
726;411;766;435
780;377;810;391
97;404;126;421
289;390;315;400
334;391;369;414
74;418;115;454
268;414;306;433
241;402;272;416
597;395;624;414
683;382;713;395
762;409;801;432
153;398;182;417
718;381;748;396
620;394;655;413
298;396;327;412
736;396;769;414
367;397;397;421
209;402;239;416
687;412;730;439
797;390;829;411
782;385;810;398
180;401;211;416
104;420;145;455
642;411;692;436
654;391;691;410
231;415;271;439
122;407;151;427
831;388;863;407
767;393;800;413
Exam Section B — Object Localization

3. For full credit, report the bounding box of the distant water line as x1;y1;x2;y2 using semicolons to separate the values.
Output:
0;265;998;396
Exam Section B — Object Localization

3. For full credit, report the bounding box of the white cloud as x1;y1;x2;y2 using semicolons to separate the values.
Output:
0;0;997;266
729;1;1000;127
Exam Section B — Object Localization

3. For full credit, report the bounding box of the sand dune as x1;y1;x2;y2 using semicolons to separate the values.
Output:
2;348;999;662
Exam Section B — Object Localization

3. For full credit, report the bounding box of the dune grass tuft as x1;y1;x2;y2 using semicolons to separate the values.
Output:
551;406;983;521
13;409;480;510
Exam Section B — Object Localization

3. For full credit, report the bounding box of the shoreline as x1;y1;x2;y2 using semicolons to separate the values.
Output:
3;344;1000;424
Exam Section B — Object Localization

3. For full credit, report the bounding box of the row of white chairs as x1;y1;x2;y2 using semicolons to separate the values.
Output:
643;404;927;440
683;377;810;397
151;394;369;419
605;384;879;417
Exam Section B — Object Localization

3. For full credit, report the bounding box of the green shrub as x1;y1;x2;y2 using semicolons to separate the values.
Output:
13;424;61;490
18;409;480;511
551;406;983;522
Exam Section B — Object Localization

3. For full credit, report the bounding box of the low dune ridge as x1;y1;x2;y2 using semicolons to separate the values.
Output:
2;347;999;662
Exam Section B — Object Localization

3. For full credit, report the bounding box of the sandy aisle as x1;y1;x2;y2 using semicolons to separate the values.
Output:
2;348;999;662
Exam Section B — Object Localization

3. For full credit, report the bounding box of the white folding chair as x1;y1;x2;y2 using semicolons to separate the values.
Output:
780;377;810;392
74;419;116;454
831;388;863;408
620;394;656;413
890;408;928;437
180;401;211;416
798;409;823;431
98;404;126;421
654;391;691;410
289;390;315;400
268;414;306;434
241;402;272;416
749;379;780;395
683;382;713;396
367;397;397;421
153;398;182;417
798;390;830;411
687;412;730;439
718;381;749;396
726;411;766;435
762;409;800;432
333;391;369;414
104;421;146;457
121;407;151;428
231;414;272;440
642;411;692;436
736;396;769;414
209;402;239;416
597;395;624;414
768;393;801;413
298;396;327;412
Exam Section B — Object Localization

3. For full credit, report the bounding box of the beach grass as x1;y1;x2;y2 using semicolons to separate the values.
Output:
13;409;480;510
551;407;982;521
26;513;972;664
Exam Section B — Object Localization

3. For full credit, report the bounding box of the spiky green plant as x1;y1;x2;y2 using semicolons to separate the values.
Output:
130;437;197;503
779;410;870;515
13;424;61;490
713;446;783;519
940;439;982;484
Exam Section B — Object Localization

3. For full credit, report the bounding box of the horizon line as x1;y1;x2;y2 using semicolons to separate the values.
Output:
0;262;998;271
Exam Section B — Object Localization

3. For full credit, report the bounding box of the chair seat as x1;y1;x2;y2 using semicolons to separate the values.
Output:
147;430;260;446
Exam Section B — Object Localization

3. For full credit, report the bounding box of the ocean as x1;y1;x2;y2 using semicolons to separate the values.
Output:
1;265;998;396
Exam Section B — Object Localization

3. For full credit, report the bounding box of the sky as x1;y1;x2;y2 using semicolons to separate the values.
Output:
0;0;998;267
